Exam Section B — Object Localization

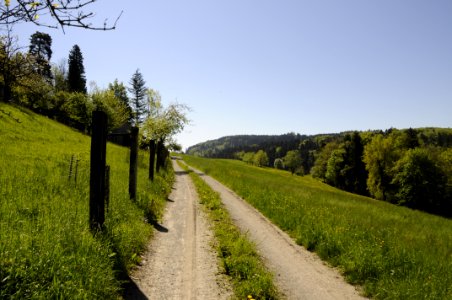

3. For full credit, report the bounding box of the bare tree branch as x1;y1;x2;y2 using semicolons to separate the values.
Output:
0;1;122;30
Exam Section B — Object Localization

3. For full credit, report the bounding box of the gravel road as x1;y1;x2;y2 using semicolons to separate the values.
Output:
191;166;366;300
124;161;232;299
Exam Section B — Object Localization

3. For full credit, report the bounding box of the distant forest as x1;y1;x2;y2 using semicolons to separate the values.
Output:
187;128;452;217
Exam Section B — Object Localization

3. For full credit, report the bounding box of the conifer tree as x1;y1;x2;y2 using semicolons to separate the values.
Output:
128;69;148;126
29;31;52;81
67;44;86;93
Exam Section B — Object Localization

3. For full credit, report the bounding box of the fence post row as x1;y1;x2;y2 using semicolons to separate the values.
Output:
129;127;139;200
89;111;108;232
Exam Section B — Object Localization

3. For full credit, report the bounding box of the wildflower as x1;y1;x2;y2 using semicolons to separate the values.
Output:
34;14;39;20
5;0;10;7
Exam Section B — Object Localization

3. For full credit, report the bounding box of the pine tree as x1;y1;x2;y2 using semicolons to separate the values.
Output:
29;31;53;81
67;45;86;93
128;69;148;126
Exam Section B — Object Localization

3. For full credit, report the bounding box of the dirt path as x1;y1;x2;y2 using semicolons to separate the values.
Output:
191;167;366;300
124;161;232;299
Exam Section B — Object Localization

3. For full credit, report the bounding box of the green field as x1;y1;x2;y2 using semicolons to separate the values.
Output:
183;155;452;299
0;103;173;298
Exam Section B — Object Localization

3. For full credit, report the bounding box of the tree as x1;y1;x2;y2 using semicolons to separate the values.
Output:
273;158;284;169
52;59;68;91
108;79;131;123
392;148;447;213
253;150;269;167
0;25;35;102
29;31;52;81
325;147;347;189
67;45;86;93
311;142;340;180
242;152;255;164
1;0;122;30
128;69;148;126
363;134;401;202
91;88;130;130
283;150;302;175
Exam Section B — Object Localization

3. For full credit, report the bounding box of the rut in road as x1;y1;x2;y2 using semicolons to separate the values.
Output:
191;166;366;300
125;161;232;299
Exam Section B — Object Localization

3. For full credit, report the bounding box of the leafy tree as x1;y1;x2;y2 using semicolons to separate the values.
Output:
67;44;86;93
392;148;447;212
52;59;68;91
0;0;122;30
0;26;35;101
29;31;52;81
242;152;255;164
274;158;284;170
108;79;131;122
128;69;148;126
283;150;302;175
363;134;402;202
325;147;347;189
311;142;340;179
253;150;269;167
91;88;129;130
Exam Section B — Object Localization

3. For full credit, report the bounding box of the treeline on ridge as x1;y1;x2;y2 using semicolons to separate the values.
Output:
186;128;452;217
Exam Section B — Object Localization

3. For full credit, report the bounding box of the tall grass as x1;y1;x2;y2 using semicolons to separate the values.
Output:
183;155;452;299
178;161;279;299
0;103;173;298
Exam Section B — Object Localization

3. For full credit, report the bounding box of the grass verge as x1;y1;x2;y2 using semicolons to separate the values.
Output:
0;103;174;298
177;161;279;300
182;155;452;300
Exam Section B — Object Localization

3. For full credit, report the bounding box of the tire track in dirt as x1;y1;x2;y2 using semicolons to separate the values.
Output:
191;167;366;300
124;161;232;299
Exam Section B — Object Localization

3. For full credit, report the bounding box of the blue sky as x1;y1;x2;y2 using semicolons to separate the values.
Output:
12;0;452;149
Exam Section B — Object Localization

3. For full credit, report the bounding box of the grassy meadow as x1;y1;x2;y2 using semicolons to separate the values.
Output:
0;103;174;298
178;161;279;299
183;155;452;299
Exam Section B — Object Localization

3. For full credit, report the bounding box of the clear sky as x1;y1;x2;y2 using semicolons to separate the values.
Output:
12;0;452;150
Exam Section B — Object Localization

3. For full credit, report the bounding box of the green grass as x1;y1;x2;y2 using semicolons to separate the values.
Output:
0;103;174;299
177;161;279;300
183;155;452;299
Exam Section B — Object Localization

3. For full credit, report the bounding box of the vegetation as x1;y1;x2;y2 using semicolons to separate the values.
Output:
128;69;148;126
182;155;452;299
0;0;121;30
177;161;279;299
67;44;86;93
0;103;174;298
187;129;452;217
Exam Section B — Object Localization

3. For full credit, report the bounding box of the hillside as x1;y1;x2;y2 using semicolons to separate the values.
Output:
183;155;452;299
0;103;173;298
186;132;338;159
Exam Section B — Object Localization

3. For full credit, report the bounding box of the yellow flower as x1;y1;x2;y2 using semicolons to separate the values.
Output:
52;3;59;8
5;0;10;7
34;14;39;20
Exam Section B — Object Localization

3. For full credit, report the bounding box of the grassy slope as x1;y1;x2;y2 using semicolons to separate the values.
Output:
0;103;174;299
183;155;452;300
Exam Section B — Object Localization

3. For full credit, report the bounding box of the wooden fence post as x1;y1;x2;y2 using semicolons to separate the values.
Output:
149;139;156;181
129;127;139;200
90;111;108;232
